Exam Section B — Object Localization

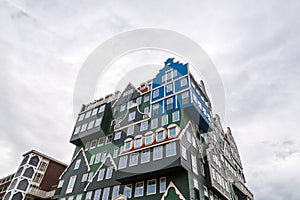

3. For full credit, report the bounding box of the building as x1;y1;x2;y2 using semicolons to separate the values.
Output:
0;173;15;200
3;150;67;200
54;58;253;200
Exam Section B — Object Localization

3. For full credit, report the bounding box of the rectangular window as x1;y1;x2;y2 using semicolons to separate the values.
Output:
90;139;97;149
128;111;136;121
182;146;187;160
156;130;165;142
105;135;112;144
180;77;188;87
112;185;120;199
97;137;105;146
74;126;80;135
66;175;77;194
145;134;153;145
91;107;98;116
153;146;163;160
191;153;198;175
160;177;166;193
193;178;199;189
166;83;173;93
102;187;110;200
85;110;92;119
95;153;101;164
127;125;134;136
118;155;128;169
147;179;156;195
88;172;94;181
168;127;177;138
74;159;81;170
76;194;82;200
120;104;126;112
113;148;119;158
172;111;180;122
166;71;172;81
127;100;133;108
134;138;142;148
135;182;144;197
78;113;85;121
99;105;105;113
93;189;101;200
161;115;168;126
166;142;176;157
123;184;132;198
80;123;88;132
82;173;88;182
85;142;90;151
114;131;122;140
68;196;74;200
58;180;64;188
153;89;159;98
140;121;148;131
87;120;95;130
89;155;95;165
151;118;158;129
152;103;159;116
173;69;177;77
136;97;142;105
105;166;113;179
101;152;107;162
166;98;173;110
144;106;149;114
144;95;150;102
97;168;105;181
129;153;139;166
182;91;190;105
85;191;92;200
94;117;102;127
141;150;150;163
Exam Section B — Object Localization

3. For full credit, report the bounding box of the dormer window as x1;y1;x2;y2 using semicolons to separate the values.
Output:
145;132;154;145
156;128;166;142
134;136;143;148
167;124;180;138
124;139;133;151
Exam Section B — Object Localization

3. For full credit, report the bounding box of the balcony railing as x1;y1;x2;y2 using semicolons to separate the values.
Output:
27;187;55;199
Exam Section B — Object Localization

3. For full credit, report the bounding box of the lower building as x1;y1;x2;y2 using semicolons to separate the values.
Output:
3;150;67;200
0;174;15;200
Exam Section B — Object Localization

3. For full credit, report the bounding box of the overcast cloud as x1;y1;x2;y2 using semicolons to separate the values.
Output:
0;0;299;199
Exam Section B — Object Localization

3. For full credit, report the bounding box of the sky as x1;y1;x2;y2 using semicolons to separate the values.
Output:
0;0;300;199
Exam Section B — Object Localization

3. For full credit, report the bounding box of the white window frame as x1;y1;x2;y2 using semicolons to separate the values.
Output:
95;153;101;164
191;153;198;175
112;185;120;199
127;125;134;136
180;77;188;87
85;191;92;200
182;145;187;160
93;189;101;200
94;117;102;127
140;121;148;131
118;155;128;169
66;175;77;194
160;177;166;193
105;166;113;179
166;142;176;157
89;155;95;165
168;127;177;138
101;152;107;162
74;126;80;135
153;89;159;98
156;130;165;142
99;105;105;113
102;187;110;200
172;111;180;122
97;168;105;181
82;173;88;182
144;95;150;102
166;83;173;93
90;139;97;149
91;107;98;116
74;159;81;170
145;133;154;145
141;150;150;164
153;146;163;160
134;137;142;148
97;137;105;146
129;153;139;167
151;118;158;129
123;184;132;198
114;131;122;140
134;181;144;197
85;110;92;119
147;179;157;195
80;123;88;132
113;148;119;158
128;111;136;121
161;115;168;126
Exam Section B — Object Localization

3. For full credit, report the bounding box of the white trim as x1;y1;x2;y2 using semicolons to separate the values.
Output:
160;181;186;200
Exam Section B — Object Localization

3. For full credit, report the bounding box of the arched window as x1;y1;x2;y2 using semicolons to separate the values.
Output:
17;179;29;191
9;179;17;190
23;167;34;178
21;155;29;166
12;192;23;200
15;167;23;177
29;156;39;166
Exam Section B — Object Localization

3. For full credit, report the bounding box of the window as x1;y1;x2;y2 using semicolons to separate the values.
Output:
99;105;105;113
129;153;139;166
180;78;188;87
166;83;173;93
128;111;136;121
147;179;156;195
66;175;77;194
88;172;94;181
118;156;128;169
166;71;172;81
90;139;97;149
74;159;81;170
144;106;149;114
192;137;197;148
82;173;88;182
203;185;208;197
136;97;142;105
74;126;80;135
101;152;107;162
194;178;199;189
172;111;180;122
32;172;42;183
156;130;165;142
93;189;101;200
168;127;177;138
94;153;101;164
85;142;90;151
85;110;92;119
113;148;119;158
140;121;148;131
76;194;82;200
112;185;120;199
160;177;166;193
68;196;74;200
152;103;159;116
182;91;190;105
134;137;142;148
80;123;88;132
92;107;98;116
166;142;177;157
94;117;102;127
85;191;92;200
145;134;153;145
153;146;163;160
135;182;144;197
114;131;122;140
127;100;133;108
89;155;95;165
58;180;64;188
182;146;187;160
87;120;95;130
97;137;104;146
187;131;192;143
123;184;132;198
105;166;113;179
78;114;84;121
162;74;165;82
153;89;159;98
97;169;105;181
191;153;198;175
173;69;177;77
127;125;134;136
151;118;158;129
106;135;113;144
124;140;132;151
166;98;173;110
144;95;150;102
161;115;168;126
102;187;110;200
120;104;126;112
141;150;150;163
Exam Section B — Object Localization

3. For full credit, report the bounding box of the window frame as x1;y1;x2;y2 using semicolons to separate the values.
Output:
134;181;144;197
147;179;157;195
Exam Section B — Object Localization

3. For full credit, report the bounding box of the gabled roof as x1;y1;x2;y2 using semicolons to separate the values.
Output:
22;149;67;167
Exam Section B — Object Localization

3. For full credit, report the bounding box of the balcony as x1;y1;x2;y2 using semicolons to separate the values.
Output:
27;187;55;199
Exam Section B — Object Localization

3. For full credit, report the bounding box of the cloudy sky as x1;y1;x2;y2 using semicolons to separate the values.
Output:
1;0;299;199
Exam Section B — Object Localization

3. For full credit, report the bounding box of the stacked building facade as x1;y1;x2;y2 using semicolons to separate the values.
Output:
54;58;253;200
